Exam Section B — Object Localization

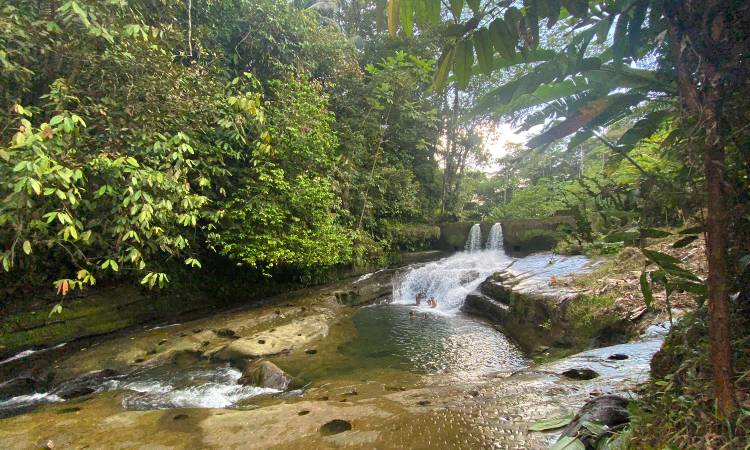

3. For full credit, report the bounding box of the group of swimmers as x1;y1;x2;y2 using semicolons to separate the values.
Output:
414;292;437;308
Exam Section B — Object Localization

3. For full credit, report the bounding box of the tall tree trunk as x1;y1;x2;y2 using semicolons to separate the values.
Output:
665;1;736;417
702;69;735;416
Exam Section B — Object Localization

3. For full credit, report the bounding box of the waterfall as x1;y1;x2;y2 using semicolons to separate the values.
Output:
464;224;482;252
486;223;504;251
391;223;513;314
392;250;512;313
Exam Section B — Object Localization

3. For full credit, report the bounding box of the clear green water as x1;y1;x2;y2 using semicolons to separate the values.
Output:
304;304;529;380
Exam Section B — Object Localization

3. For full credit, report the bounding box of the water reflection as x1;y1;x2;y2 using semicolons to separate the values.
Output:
345;305;528;378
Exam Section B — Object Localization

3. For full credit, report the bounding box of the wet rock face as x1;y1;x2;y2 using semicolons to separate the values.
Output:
462;292;510;321
558;395;630;448
0;377;38;399
52;369;120;400
479;274;512;303
238;360;292;390
561;368;599;380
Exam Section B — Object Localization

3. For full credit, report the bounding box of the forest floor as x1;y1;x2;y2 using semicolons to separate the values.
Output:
561;234;707;331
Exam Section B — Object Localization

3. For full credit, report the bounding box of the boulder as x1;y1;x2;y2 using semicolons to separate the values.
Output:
0;377;37;399
461;291;510;322
479;273;512;302
561;368;599;380
238;360;292;390
557;395;630;449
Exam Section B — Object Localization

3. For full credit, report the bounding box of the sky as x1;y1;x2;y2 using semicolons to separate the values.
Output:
480;122;541;173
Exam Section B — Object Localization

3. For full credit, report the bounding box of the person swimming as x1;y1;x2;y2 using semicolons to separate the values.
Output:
409;310;416;320
427;297;438;308
415;292;425;306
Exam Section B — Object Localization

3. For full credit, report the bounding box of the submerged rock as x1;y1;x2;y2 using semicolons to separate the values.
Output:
607;353;629;360
557;395;630;449
561;368;599;380
0;377;38;399
52;369;120;400
238;360;292;390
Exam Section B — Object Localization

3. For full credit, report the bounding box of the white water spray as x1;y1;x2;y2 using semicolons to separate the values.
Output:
486;223;504;251
393;250;512;314
464;224;482;252
394;223;512;313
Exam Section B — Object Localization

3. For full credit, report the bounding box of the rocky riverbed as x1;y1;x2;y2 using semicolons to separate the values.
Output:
0;252;668;449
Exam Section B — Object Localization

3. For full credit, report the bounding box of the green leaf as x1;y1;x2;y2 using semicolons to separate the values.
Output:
426;0;441;25
672;235;698;248
489;18;516;59
49;303;63;317
467;0;480;14
603;230;639;243
612;13;629;66
628;1;648;57
387;0;399;37
453;39;473;89
449;0;463;18
28;178;42;195
527;93;642;148
642;249;682;268
414;0;428;28
640;271;653;307
504;7;522;42
529;414;574;431
23;240;32;255
679;225;703;235
433;46;455;89
473;28;494;74
595;15;614;43
668;279;707;297
640;228;672;238
551;436;586;450
400;0;414;37
581;420;608;436
568;129;593;150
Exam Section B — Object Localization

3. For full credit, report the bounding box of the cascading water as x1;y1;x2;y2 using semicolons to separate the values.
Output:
486;223;504;251
394;224;513;313
464;224;482;252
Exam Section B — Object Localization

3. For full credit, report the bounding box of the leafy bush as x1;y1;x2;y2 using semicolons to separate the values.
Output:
381;222;440;251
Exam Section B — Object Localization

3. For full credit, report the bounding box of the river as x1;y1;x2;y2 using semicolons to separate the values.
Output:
0;224;665;449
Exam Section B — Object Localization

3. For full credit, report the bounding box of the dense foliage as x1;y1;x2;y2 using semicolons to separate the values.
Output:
0;0;451;299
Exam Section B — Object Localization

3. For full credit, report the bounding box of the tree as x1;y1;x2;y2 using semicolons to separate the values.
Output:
384;0;750;417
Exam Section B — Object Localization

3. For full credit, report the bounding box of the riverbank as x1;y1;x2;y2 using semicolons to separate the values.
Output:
463;235;705;364
0;250;448;360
